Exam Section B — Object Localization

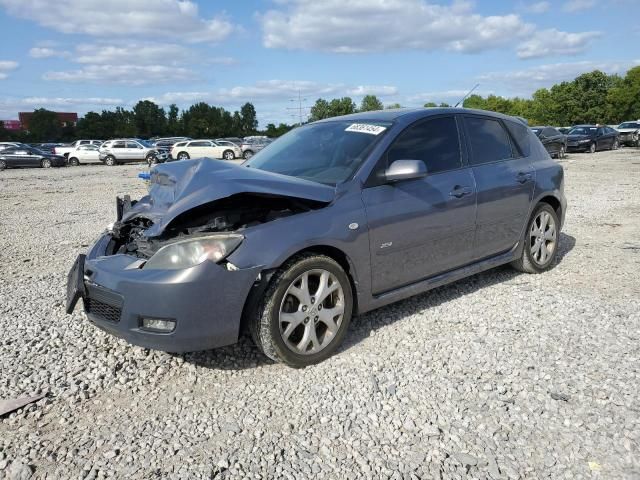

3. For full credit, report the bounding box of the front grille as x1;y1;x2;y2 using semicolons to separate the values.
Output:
85;297;122;323
84;284;124;323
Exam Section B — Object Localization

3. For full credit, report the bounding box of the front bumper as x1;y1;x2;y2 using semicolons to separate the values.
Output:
70;233;261;352
566;142;591;152
618;133;639;145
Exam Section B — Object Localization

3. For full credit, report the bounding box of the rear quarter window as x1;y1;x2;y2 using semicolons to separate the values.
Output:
504;120;531;157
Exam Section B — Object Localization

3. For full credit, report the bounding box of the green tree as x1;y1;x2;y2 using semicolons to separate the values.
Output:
133;100;167;138
360;95;383;112
239;102;258;135
28;109;62;141
607;66;640;123
309;99;331;121
423;102;437;107
328;97;356;117
167;104;181;135
385;103;403;109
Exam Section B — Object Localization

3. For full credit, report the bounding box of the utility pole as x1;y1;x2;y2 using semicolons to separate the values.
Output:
286;90;310;126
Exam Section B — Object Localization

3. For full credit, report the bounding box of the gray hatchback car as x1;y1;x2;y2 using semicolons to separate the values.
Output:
67;108;566;367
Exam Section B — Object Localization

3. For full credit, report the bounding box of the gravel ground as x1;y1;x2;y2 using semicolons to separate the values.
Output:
1;149;639;480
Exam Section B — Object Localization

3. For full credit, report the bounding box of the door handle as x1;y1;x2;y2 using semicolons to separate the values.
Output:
516;172;532;184
449;185;473;198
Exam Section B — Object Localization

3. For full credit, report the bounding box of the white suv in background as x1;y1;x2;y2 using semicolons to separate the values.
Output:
170;139;242;161
99;139;168;166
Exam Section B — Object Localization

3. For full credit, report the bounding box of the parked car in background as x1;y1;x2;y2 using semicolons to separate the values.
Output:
36;143;65;154
222;137;244;146
557;127;572;135
99;139;168;166
171;139;242;160
55;140;103;158
67;144;102;166
240;138;272;159
615;120;640;147
152;137;191;151
0;142;26;151
0;146;66;170
67;108;566;366
566;125;619;153
531;126;567;158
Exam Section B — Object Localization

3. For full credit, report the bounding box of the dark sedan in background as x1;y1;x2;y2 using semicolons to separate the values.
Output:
0;146;67;170
531;126;567;158
566;125;619;153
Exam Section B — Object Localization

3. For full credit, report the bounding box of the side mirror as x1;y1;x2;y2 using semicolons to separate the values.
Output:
384;159;427;183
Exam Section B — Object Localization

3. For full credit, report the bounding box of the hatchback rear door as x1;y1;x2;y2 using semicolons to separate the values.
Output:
462;115;535;261
362;115;477;294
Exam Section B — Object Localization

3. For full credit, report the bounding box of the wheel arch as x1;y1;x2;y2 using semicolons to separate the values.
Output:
538;195;562;221
239;244;361;335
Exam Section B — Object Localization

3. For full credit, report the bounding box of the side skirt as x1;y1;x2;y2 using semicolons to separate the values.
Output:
360;245;519;313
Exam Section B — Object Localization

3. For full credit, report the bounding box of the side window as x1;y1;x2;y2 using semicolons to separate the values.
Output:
387;116;461;175
112;141;126;149
127;141;141;148
505;121;531;157
190;141;209;147
542;128;556;137
465;117;513;165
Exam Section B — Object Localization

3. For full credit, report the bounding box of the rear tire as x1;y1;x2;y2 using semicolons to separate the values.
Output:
0;159;6;170
223;149;235;160
511;203;560;274
41;158;52;168
105;156;116;166
558;145;565;159
612;139;619;150
68;157;79;166
243;150;254;160
177;152;189;160
250;254;353;367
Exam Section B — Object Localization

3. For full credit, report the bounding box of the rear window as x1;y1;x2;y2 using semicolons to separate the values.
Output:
464;117;513;165
506;121;532;157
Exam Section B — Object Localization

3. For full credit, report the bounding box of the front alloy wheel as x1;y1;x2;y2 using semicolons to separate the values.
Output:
558;145;565;159
612;139;619;150
105;156;116;166
41;158;52;168
223;150;235;160
146;154;157;166
251;254;353;367
589;142;596;153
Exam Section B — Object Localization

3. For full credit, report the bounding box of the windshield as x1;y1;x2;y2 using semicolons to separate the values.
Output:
139;140;154;147
619;122;640;129
245;121;391;185
569;127;596;135
531;128;542;135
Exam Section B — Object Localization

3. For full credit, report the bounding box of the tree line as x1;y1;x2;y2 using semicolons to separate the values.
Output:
2;67;639;143
0;100;295;143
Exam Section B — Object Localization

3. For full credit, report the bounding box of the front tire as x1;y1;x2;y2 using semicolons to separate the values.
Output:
511;203;559;274
41;158;52;168
589;142;596;153
0;159;6;170
558;145;565;159
243;150;254;160
250;254;353;367
223;150;235;160
104;155;116;166
177;152;189;160
146;154;157;166
68;157;79;166
612;139;619;150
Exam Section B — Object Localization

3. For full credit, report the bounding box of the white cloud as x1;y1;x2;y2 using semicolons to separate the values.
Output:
260;0;534;54
479;60;640;93
74;42;192;66
346;85;398;96
517;29;601;59
563;0;596;12
29;47;71;59
43;64;195;85
0;60;18;80
523;1;551;13
0;0;235;43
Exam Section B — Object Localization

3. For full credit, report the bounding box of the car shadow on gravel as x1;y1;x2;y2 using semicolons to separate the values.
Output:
181;233;576;369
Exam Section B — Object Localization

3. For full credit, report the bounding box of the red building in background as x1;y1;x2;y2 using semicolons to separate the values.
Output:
1;120;22;131
18;111;78;131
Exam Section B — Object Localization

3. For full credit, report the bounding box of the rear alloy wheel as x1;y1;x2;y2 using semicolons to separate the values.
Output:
589;142;596;153
68;157;79;167
41;158;52;168
146;154;157;166
178;152;189;160
243;150;254;160
105;156;116;166
223;150;235;160
511;203;559;274
0;159;6;171
558;145;566;159
251;254;353;367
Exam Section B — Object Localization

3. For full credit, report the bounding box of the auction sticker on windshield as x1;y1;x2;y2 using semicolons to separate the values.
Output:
345;123;387;135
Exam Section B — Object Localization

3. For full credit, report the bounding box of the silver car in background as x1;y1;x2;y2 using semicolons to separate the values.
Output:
99;139;168;166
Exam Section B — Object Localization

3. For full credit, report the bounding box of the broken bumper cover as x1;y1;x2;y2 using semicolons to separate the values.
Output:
72;233;261;353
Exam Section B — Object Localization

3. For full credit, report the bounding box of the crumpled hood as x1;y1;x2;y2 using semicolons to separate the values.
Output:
123;158;335;237
617;128;638;133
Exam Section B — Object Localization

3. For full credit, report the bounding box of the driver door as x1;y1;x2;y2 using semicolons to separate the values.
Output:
361;115;477;294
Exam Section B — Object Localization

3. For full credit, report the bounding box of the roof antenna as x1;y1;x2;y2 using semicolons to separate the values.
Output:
454;83;480;108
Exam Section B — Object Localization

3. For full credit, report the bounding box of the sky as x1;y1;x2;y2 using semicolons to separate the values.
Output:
0;0;638;127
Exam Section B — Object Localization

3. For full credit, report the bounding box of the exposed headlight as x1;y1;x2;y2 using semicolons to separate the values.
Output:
143;234;243;270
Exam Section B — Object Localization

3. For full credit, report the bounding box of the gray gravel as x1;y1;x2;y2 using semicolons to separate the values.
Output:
1;150;639;479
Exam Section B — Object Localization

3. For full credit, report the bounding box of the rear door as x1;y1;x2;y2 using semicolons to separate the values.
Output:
126;141;145;160
188;141;211;158
362;115;477;293
462;115;535;261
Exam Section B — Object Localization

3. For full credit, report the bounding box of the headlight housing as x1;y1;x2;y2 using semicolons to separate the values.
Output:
143;234;243;270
